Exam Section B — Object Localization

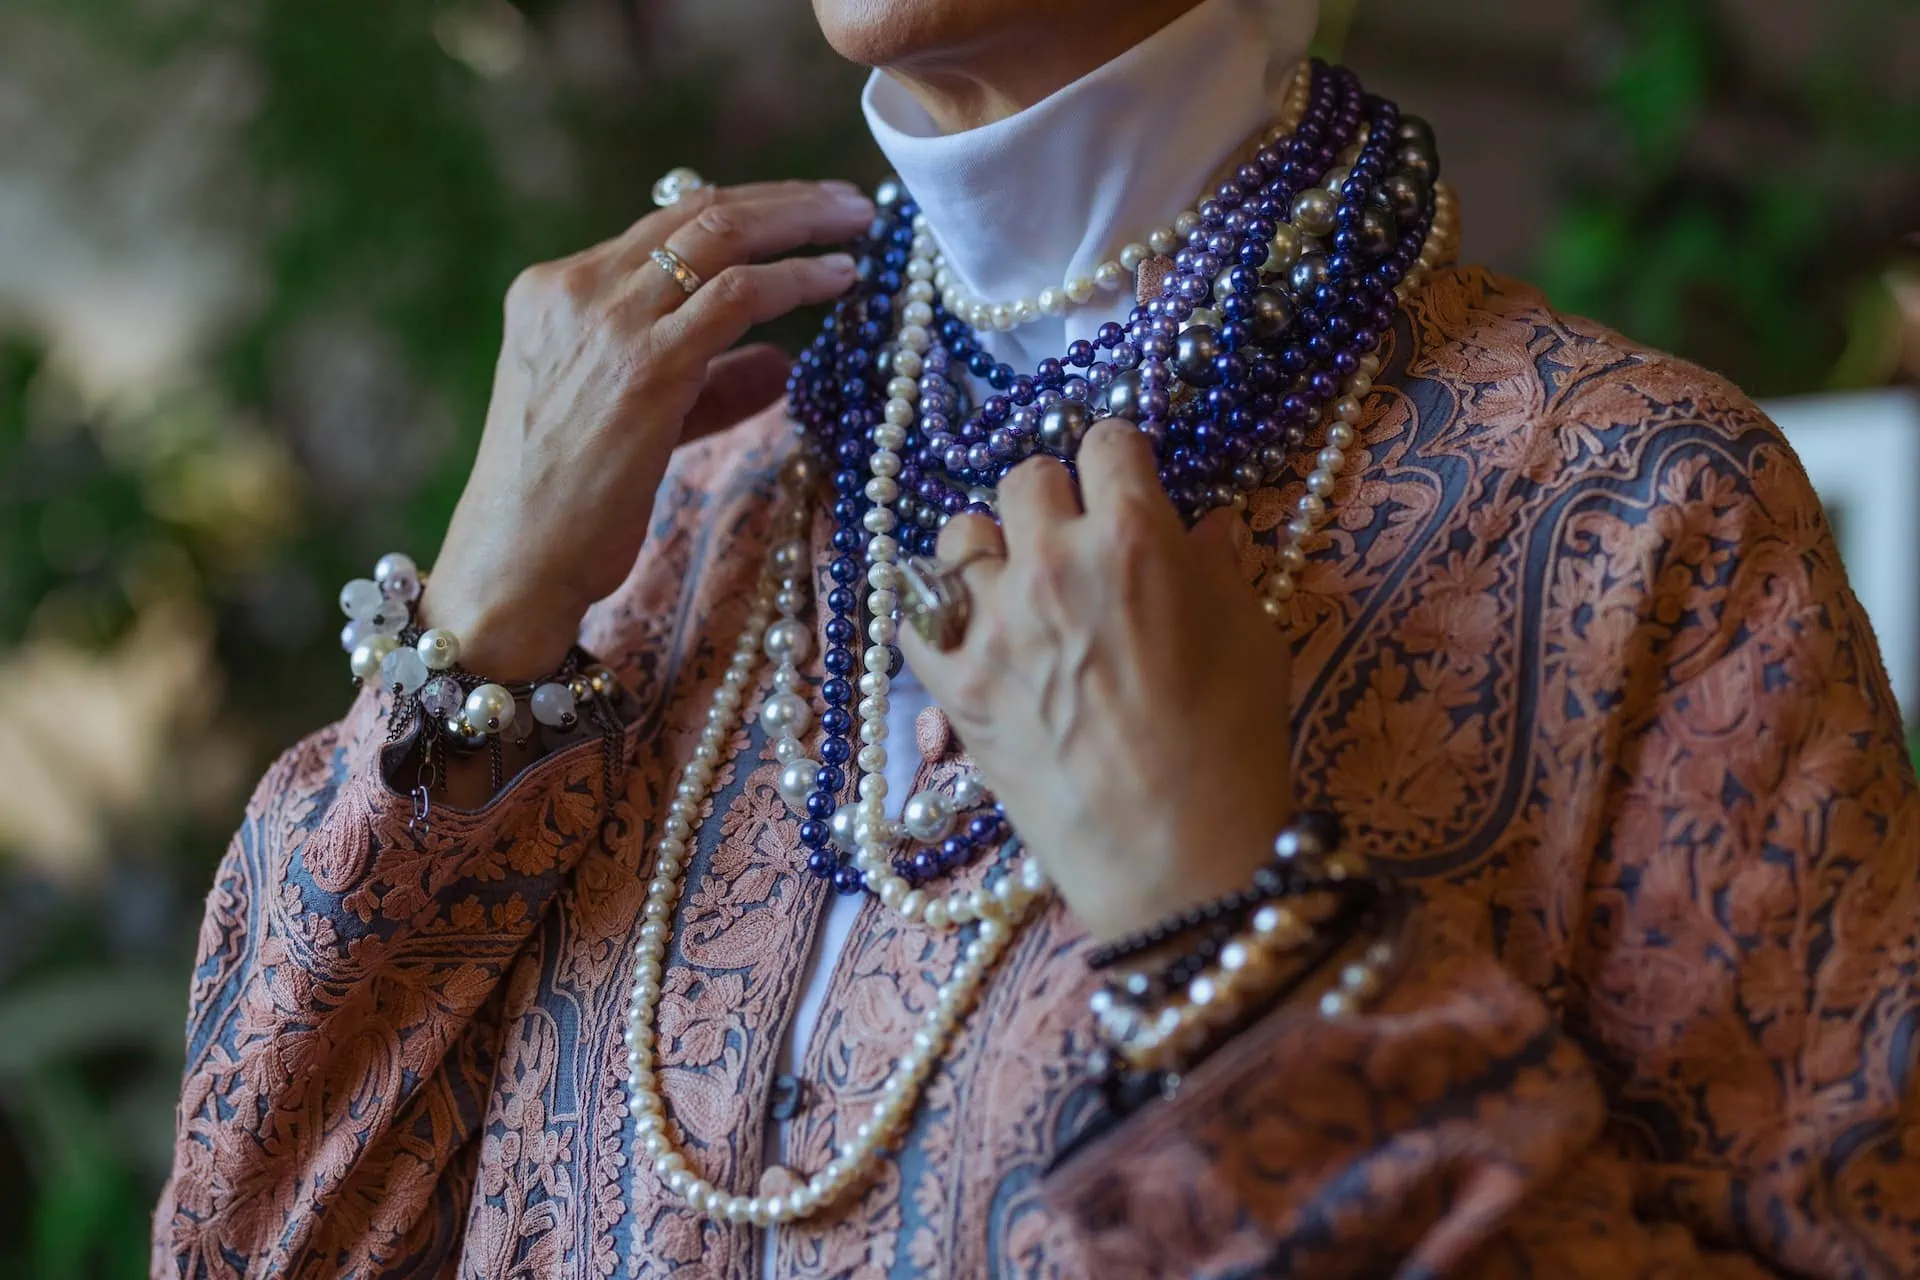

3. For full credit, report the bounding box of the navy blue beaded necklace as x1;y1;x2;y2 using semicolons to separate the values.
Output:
783;60;1440;897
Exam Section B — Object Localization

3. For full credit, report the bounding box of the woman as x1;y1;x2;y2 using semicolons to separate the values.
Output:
154;0;1920;1276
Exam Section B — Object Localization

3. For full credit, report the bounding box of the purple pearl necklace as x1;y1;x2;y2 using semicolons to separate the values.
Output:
782;60;1447;898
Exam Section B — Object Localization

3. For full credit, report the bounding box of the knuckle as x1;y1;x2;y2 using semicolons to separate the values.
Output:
709;267;758;311
1102;494;1168;549
934;513;991;558
1080;416;1142;457
506;262;555;310
1023;536;1077;605
1101;505;1159;559
948;638;1003;713
1001;454;1061;496
556;261;602;305
692;203;743;243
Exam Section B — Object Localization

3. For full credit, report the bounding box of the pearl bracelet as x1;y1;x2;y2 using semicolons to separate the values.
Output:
1086;814;1403;1087
339;553;620;738
338;554;628;814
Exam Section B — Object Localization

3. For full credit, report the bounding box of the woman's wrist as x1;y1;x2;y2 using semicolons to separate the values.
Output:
1083;812;1402;1094
1069;796;1296;944
414;583;584;682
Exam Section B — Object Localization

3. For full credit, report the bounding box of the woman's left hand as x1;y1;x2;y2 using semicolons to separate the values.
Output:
901;419;1297;944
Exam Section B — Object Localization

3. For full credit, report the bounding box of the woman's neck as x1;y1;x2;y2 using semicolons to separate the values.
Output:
861;0;1317;371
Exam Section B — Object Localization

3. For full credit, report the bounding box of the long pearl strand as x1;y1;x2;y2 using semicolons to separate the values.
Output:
929;63;1314;334
841;292;1055;930
626;68;1457;1230
623;459;1046;1228
1259;179;1457;612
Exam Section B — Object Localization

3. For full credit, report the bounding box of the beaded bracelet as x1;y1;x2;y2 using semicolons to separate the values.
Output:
1084;812;1405;1099
1084;809;1362;970
338;554;628;827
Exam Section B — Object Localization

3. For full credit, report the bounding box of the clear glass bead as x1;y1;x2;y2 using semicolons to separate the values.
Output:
380;646;429;696
339;578;384;620
420;675;464;718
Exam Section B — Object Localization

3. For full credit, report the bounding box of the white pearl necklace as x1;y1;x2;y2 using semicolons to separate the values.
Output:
620;159;1461;1237
841;290;1057;929
622;461;1046;1229
1259;180;1457;611
924;63;1314;334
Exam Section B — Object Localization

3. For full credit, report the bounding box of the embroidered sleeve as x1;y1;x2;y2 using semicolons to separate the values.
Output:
1045;392;1920;1278
152;685;631;1279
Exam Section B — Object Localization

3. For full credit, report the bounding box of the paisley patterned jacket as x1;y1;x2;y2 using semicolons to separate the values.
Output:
155;268;1920;1279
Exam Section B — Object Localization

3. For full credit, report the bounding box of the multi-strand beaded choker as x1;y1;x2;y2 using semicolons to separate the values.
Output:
622;60;1456;1232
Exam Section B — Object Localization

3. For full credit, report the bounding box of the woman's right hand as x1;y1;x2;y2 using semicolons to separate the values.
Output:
422;179;874;678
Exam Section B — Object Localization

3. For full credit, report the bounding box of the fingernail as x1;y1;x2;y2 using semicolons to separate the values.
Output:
822;252;857;274
820;178;863;194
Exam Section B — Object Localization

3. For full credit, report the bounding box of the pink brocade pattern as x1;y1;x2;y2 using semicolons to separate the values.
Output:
155;269;1920;1279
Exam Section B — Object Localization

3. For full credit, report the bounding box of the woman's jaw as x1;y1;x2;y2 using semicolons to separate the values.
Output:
811;0;1211;132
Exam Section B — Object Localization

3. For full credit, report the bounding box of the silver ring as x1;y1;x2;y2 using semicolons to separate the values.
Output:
649;246;704;296
899;550;999;652
651;166;709;208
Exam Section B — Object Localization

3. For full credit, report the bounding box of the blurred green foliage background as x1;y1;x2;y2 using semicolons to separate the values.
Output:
0;0;1914;1274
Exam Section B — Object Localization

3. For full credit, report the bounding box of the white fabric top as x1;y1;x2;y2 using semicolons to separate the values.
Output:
762;3;1313;1261
861;0;1317;373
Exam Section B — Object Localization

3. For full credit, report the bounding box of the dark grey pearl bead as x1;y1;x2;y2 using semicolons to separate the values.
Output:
1289;188;1338;238
1174;324;1221;385
1038;401;1092;457
1357;208;1395;258
1256;443;1289;476
1288;253;1331;295
1230;461;1264;491
1395;143;1437;183
875;176;904;208
1249;288;1292;339
874;347;894;376
1214;265;1241;303
1205;483;1236;508
447;718;490;751
1105;368;1144;419
1396;114;1435;152
1380;172;1428;227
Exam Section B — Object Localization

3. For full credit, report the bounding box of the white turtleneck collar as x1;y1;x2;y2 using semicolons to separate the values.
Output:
862;0;1317;371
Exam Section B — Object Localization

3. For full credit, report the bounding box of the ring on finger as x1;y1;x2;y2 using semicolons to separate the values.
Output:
900;550;1000;652
649;246;704;296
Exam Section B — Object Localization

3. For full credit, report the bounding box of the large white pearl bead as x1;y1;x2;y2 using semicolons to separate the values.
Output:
758;691;812;739
768;539;807;577
349;634;398;680
763;619;812;665
948;771;986;810
777;758;821;809
530;681;577;728
900;790;955;844
829;803;860;852
415;628;461;670
463;683;516;734
339;578;384;620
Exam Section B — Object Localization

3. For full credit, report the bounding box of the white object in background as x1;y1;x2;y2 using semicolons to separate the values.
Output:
1764;386;1920;721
